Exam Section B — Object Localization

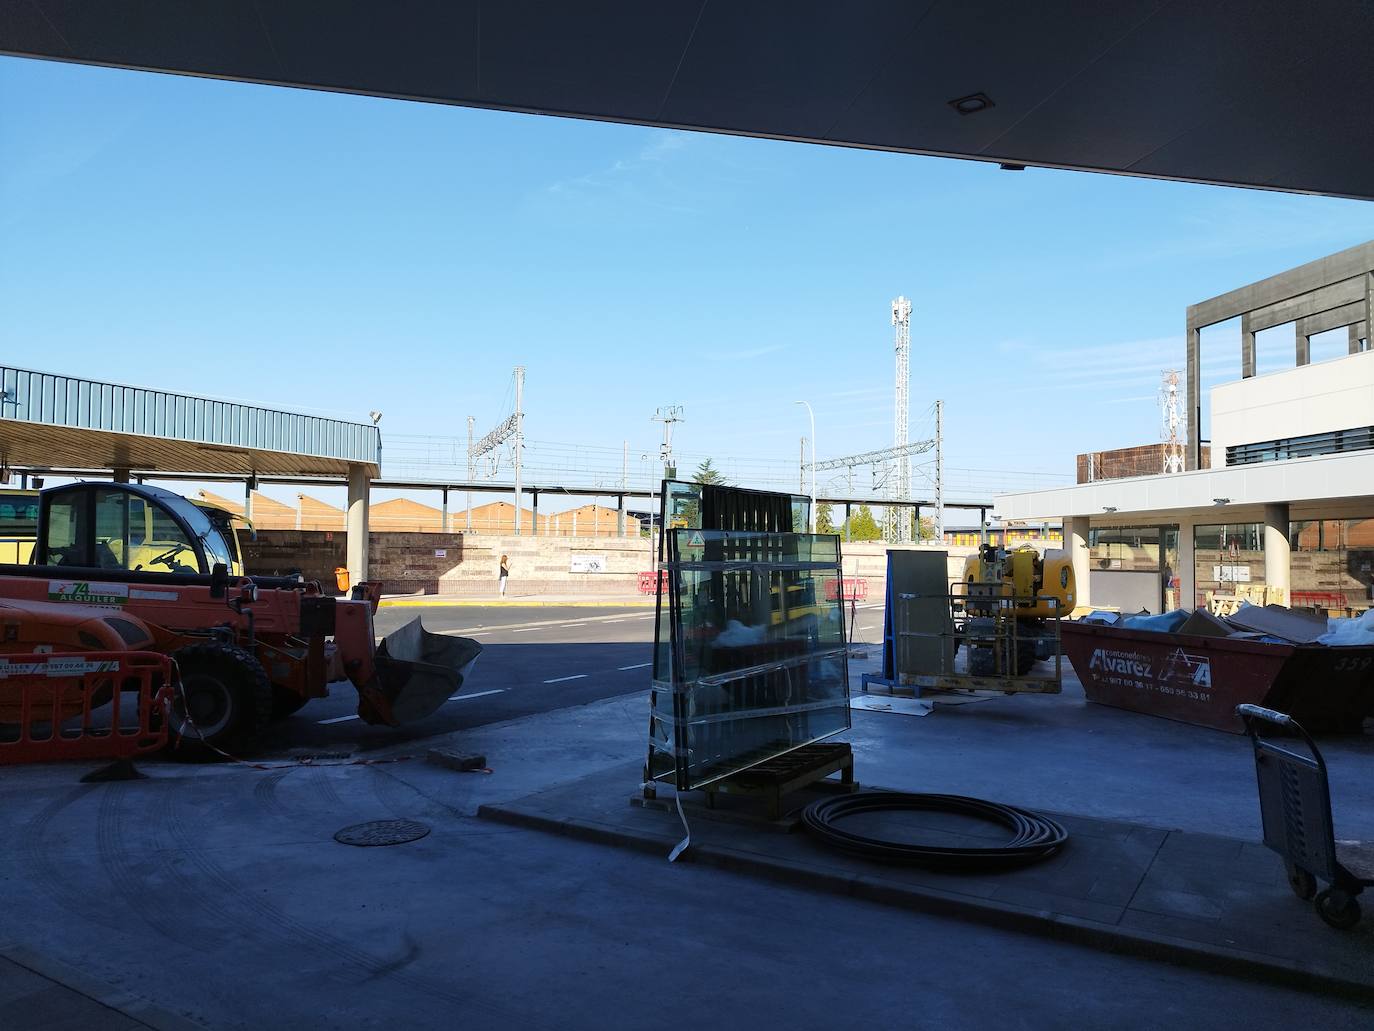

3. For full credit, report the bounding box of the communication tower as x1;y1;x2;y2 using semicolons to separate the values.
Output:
888;296;913;542
1160;370;1184;474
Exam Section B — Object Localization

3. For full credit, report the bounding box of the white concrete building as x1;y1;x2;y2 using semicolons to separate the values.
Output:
996;246;1374;615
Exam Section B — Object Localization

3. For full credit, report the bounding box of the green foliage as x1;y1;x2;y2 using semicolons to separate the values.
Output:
918;515;937;541
817;503;836;535
844;505;883;541
691;458;727;486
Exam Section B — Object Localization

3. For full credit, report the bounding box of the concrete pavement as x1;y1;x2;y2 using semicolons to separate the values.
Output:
5;607;1373;1028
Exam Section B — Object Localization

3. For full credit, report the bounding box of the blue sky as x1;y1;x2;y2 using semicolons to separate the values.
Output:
5;55;1374;510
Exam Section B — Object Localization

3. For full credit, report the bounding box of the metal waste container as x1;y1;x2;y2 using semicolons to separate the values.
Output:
1061;622;1374;733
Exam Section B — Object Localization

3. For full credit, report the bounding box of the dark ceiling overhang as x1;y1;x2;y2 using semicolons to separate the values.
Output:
3;1;1373;200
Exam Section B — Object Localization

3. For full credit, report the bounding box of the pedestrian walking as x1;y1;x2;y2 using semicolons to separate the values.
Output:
498;554;510;597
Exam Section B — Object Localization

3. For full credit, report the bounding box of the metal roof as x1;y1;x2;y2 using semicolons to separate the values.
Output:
3;2;1374;199
0;365;380;476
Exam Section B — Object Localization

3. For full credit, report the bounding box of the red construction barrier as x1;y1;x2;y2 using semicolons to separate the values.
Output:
638;570;669;595
0;651;173;764
826;579;868;602
1291;590;1348;610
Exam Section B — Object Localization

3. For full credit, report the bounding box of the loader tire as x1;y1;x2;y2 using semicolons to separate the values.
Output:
167;642;272;760
270;686;310;720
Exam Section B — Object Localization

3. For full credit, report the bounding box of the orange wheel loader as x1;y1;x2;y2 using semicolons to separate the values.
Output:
0;482;480;758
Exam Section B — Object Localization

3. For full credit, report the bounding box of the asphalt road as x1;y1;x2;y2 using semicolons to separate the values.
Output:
259;604;660;754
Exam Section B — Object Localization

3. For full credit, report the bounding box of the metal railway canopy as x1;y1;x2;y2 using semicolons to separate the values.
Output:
3;465;995;513
3;2;1374;200
0;365;380;478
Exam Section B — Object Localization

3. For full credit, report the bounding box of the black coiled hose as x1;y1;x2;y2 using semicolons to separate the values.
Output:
802;792;1068;869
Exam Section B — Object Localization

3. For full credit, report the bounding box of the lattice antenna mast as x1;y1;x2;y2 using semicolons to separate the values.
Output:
652;405;685;479
887;296;913;542
469;366;527;532
1160;369;1184;474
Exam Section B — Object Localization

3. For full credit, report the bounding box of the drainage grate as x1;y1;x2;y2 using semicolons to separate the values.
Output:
334;819;431;847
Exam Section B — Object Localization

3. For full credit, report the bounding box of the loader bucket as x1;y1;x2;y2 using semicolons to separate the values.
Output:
358;617;482;725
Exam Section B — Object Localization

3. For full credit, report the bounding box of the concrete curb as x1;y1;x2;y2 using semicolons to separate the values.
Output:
476;802;1374;1004
1;943;208;1030
379;597;655;608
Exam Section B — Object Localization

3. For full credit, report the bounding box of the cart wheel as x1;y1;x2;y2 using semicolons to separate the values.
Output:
1315;888;1362;929
1286;864;1317;900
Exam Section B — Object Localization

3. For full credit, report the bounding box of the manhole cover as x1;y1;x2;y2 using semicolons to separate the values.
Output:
334;819;431;847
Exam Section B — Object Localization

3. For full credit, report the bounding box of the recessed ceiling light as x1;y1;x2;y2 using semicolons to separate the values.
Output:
949;92;994;116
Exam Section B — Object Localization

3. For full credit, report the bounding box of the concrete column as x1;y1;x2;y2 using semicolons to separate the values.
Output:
1263;503;1291;606
1297;327;1310;366
244;476;257;521
1177;518;1196;610
1067;516;1090;611
112;468;130;483
531;491;539;536
1186;323;1202;470
1240;314;1256;378
617;494;626;537
346;463;370;586
441;488;449;532
1350;324;1362;354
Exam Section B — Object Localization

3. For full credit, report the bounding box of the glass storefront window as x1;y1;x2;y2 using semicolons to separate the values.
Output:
1288;517;1374;611
1088;526;1162;572
1194;522;1264;606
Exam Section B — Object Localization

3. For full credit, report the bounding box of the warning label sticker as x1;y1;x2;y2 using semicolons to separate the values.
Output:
47;581;130;607
0;656;120;678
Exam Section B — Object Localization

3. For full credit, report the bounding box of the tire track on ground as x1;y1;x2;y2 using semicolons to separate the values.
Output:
96;780;227;951
18;785;126;934
251;768;296;819
155;778;545;1023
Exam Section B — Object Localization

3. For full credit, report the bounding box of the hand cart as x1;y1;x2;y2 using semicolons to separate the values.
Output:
1237;703;1374;929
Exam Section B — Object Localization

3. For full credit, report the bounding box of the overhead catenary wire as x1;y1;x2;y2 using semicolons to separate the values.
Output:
801;791;1069;869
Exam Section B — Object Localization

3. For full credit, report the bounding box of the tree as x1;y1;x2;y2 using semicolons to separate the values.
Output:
918;515;938;541
846;505;882;542
692;458;727;486
817;503;836;535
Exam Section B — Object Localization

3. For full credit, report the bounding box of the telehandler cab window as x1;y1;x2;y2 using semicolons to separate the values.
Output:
46;494;91;567
95;489;199;572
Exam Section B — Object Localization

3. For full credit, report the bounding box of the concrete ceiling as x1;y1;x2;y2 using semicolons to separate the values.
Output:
4;1;1373;199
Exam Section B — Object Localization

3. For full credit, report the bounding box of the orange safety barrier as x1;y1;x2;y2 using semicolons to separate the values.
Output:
638;570;669;594
0;651;173;764
826;579;868;601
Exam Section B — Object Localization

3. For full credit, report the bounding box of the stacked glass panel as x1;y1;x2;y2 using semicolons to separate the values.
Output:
647;528;849;791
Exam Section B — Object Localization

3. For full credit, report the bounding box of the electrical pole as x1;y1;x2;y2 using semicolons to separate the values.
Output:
513;366;525;534
465;415;474;532
934;399;944;545
888;296;912;543
619;440;628;537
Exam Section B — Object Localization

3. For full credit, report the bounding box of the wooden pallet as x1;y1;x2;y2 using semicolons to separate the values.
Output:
703;743;855;819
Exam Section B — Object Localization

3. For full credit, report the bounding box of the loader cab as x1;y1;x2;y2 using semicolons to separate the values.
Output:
37;482;234;575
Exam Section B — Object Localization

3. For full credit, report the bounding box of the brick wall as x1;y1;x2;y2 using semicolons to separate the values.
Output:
1076;444;1210;482
244;531;1002;599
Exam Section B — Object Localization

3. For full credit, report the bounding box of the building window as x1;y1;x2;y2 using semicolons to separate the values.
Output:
1088;526;1161;572
1227;426;1374;466
1194;522;1264;606
1289;518;1374;611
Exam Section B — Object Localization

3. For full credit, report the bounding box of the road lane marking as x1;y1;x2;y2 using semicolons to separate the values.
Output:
448;688;505;702
317;714;359;725
512;627;539;633
560;623;582;628
543;674;588;684
617;663;652;671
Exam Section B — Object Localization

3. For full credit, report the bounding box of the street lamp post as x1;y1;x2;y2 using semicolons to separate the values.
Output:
794;400;816;532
